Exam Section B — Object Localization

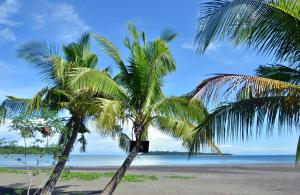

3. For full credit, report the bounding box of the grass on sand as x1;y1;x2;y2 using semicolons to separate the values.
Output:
61;170;158;182
164;175;196;179
0;168;158;183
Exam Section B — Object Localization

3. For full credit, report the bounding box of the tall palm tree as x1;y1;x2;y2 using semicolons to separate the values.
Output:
69;23;216;195
1;33;121;194
189;0;300;165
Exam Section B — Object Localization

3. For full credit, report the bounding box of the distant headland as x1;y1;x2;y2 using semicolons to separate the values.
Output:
141;151;232;155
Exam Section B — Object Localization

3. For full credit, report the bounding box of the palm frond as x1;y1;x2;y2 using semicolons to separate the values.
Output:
160;29;177;42
127;22;140;41
142;31;146;46
118;133;131;153
190;73;300;103
207;139;223;156
77;133;88;152
93;33;128;76
256;64;300;84
17;41;59;81
130;39;176;110
124;37;131;50
1;96;31;118
152;116;195;141
95;98;123;131
195;0;300;64
68;67;128;100
29;87;49;112
153;97;208;124
194;96;300;146
186;130;222;156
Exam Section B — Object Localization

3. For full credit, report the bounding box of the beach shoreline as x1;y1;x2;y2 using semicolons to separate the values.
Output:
1;163;299;195
2;162;297;171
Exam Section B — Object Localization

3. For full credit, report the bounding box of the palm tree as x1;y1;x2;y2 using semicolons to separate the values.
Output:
189;0;300;165
1;33;121;194
69;23;216;195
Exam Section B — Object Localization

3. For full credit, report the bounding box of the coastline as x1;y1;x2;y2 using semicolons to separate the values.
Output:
1;163;299;195
2;162;297;171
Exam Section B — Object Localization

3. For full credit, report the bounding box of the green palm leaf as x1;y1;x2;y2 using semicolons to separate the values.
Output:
17;41;59;81
152;116;195;140
68;67;128;100
93;33;128;76
153;97;208;124
196;0;300;64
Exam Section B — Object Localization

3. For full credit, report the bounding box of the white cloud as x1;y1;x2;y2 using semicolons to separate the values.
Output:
206;42;223;51
33;2;90;41
0;0;21;26
0;0;21;43
32;13;46;29
181;41;223;52
147;127;186;152
181;41;195;51
0;28;16;42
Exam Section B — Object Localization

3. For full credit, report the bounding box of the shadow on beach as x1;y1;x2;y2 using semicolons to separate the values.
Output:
0;185;102;195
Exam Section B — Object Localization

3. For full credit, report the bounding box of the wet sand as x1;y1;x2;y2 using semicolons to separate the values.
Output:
0;164;299;195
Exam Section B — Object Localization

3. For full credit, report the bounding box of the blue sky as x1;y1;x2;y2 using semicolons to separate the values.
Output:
0;0;298;155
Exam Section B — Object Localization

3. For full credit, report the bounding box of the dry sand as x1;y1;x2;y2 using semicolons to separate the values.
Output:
0;164;299;195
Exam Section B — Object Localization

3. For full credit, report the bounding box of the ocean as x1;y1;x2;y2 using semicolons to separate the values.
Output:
0;154;295;167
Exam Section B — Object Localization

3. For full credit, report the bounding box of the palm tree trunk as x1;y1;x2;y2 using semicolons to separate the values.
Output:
296;135;300;167
39;115;82;195
100;124;143;195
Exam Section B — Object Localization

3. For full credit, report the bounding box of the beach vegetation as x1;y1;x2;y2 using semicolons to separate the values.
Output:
0;145;59;154
164;175;196;179
0;168;158;183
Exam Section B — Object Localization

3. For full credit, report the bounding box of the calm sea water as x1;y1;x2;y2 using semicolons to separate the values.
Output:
0;154;295;167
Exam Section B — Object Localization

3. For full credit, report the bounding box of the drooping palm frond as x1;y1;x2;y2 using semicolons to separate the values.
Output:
118;133;131;153
190;73;300;103
185;116;220;156
186;128;222;156
94;98;123;131
256;64;300;84
152;116;195;141
195;0;300;64
199;95;300;144
153;97;208;124
68;67;128;100
78;133;88;152
1;96;31;117
17;41;59;81
29;87;50;111
189;95;300;155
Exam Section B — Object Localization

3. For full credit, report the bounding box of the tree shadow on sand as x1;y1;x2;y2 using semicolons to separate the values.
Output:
0;185;102;195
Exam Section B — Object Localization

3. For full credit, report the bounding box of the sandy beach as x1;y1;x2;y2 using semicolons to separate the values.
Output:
0;164;299;195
